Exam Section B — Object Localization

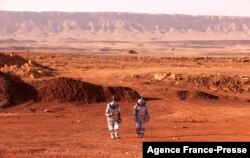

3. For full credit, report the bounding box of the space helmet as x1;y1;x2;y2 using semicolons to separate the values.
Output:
137;98;146;106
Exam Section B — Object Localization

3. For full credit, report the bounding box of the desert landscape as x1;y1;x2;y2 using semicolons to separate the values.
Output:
1;50;250;157
1;11;250;158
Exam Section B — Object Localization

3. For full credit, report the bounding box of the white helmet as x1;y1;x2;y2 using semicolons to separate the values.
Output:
137;98;145;106
109;101;118;108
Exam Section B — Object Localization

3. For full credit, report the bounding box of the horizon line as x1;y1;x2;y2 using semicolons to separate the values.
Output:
1;10;250;18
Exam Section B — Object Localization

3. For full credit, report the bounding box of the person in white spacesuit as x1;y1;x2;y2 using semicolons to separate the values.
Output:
105;99;122;139
133;97;150;138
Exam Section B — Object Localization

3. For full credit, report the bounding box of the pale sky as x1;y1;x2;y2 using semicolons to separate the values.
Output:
0;0;250;16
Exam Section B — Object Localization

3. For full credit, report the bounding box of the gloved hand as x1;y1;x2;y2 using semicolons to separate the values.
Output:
134;117;138;122
118;119;122;123
107;114;112;117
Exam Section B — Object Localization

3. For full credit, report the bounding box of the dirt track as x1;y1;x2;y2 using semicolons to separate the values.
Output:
1;52;250;158
1;95;250;157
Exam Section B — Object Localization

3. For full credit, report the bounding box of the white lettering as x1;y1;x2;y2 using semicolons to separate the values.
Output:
147;146;154;154
183;146;189;153
217;146;223;153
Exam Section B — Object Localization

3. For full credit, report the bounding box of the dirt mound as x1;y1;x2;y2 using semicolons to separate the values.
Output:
192;91;219;100
176;90;189;100
0;72;37;107
177;90;219;100
103;86;140;102
0;53;27;67
165;73;250;94
0;53;54;78
32;77;139;103
128;50;139;54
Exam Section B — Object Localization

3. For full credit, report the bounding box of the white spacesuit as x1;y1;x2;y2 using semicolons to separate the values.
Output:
105;100;122;139
133;98;150;138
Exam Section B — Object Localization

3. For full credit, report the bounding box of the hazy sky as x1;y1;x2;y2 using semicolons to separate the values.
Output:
0;0;250;16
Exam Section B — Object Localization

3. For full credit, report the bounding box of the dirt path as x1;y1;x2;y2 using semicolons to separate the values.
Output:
1;96;250;158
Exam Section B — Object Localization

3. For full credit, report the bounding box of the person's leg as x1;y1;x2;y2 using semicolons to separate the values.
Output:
140;120;146;137
107;119;115;139
114;121;120;138
135;121;141;137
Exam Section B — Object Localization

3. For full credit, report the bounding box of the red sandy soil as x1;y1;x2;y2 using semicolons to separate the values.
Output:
0;52;250;158
0;72;37;107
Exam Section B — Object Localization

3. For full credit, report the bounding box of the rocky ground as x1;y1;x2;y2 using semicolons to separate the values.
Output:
0;53;54;79
0;52;250;158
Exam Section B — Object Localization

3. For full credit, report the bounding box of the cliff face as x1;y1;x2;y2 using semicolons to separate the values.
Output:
1;11;250;41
